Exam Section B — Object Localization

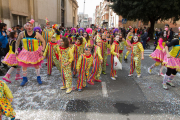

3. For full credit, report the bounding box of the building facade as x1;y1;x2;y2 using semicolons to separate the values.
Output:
95;0;119;28
78;13;92;28
95;5;101;27
0;0;78;28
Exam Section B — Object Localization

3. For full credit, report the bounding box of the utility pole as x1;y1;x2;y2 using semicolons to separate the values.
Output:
83;0;85;28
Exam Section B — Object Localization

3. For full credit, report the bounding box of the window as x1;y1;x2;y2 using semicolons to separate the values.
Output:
23;17;26;25
61;10;64;27
13;14;18;26
12;14;27;26
19;16;22;25
61;0;64;8
73;17;75;27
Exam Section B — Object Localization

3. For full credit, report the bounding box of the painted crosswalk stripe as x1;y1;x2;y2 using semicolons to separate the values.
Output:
144;49;153;56
101;82;108;98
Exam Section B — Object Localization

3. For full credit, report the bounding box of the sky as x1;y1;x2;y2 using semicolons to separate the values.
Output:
77;0;102;18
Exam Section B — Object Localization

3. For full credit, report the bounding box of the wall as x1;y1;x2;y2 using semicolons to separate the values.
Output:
1;0;10;19
66;0;73;27
0;0;78;28
37;0;58;25
10;0;29;16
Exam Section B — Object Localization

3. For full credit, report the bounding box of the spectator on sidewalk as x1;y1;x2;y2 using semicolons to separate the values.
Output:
169;28;174;42
18;25;24;34
0;23;9;67
141;29;148;49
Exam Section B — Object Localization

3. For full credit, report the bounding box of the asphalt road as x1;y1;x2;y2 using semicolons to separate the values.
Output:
0;45;180;120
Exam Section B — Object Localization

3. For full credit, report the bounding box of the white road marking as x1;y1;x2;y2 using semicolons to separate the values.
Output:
144;49;153;51
144;54;150;56
63;101;69;110
144;49;153;57
101;82;108;98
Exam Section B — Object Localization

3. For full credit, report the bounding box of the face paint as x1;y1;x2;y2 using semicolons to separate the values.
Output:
133;36;138;42
115;36;119;41
89;34;92;39
26;23;33;32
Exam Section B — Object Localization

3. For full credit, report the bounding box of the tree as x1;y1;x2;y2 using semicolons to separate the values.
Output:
110;0;180;39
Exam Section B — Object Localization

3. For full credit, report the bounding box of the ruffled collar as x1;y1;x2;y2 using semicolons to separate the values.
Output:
84;54;92;58
132;42;139;44
49;42;57;45
75;43;81;46
114;41;119;45
59;47;68;50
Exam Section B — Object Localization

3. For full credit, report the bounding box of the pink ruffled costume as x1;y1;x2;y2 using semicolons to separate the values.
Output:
150;38;166;62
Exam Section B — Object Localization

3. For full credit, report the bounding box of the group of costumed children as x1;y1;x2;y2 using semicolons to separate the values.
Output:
0;22;145;120
1;17;180;119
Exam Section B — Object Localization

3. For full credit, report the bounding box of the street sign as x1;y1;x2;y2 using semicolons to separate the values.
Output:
122;19;127;24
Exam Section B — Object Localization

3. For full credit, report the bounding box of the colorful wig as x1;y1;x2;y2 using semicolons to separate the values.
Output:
86;28;92;34
78;28;85;34
113;28;119;34
52;24;58;29
34;26;42;34
71;28;76;33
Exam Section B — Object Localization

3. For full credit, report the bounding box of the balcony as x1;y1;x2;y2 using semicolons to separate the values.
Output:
83;19;88;22
104;10;109;14
102;19;108;23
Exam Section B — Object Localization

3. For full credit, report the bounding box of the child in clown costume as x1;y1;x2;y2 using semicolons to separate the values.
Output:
59;37;74;94
148;31;168;76
78;28;85;37
71;37;86;77
64;29;70;38
52;24;61;42
76;46;93;91
69;28;78;44
106;32;111;66
124;27;134;62
85;28;94;48
113;28;119;37
106;32;111;56
110;34;121;80
43;34;61;75
2;31;23;83
42;18;55;45
162;33;180;90
110;29;114;39
87;35;103;85
101;33;109;75
128;35;144;78
118;34;127;63
0;80;16;120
